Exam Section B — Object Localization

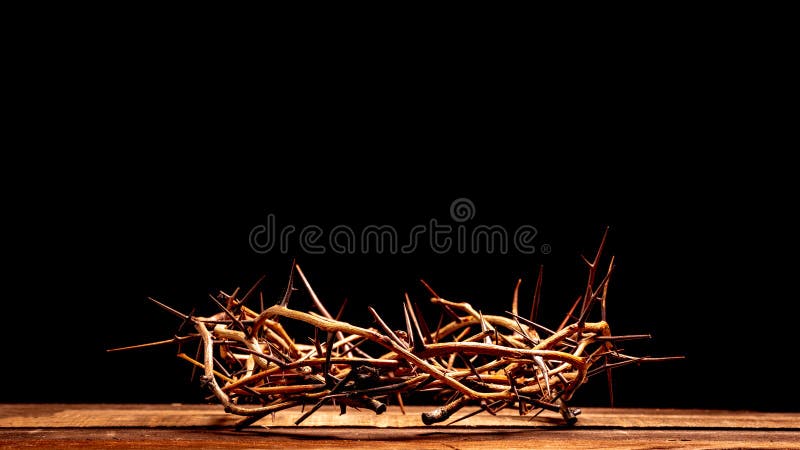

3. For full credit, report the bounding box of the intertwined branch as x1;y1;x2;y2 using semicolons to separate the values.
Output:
110;229;678;427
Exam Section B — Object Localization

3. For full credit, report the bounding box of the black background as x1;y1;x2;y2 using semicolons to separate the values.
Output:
4;14;796;415
5;163;796;411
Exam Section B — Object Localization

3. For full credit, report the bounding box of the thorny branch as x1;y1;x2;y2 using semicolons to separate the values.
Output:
109;229;680;427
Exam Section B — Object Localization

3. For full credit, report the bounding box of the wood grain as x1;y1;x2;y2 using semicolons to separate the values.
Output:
1;404;798;449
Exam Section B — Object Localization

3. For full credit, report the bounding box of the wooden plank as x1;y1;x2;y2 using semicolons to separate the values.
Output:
1;404;798;429
2;428;800;449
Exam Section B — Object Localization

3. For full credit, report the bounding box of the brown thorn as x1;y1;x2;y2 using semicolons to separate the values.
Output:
557;295;583;332
512;278;522;317
506;311;578;346
457;353;482;383
405;294;428;351
296;263;352;357
421;279;461;322
510;313;536;347
323;331;334;379
419;278;440;298
402;301;415;351
312;330;323;359
106;335;199;352
530;265;543;322
593;334;651;342
237;274;266;308
434;312;444;344
412;301;433;344
396;392;406;415
580;227;610;318
190;344;202;382
368;306;408;349
147;297;189;320
296;264;332;319
212;355;233;379
295;370;355;425
226;287;241;309
209;294;246;332
479;311;492;345
228;346;287;368
279;260;296;308
579;262;615;324
601;255;614;322
334;298;348;322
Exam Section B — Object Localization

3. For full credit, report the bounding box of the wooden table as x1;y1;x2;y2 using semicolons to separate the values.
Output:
1;404;798;449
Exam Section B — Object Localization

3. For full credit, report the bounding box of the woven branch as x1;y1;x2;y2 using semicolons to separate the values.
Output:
110;229;677;427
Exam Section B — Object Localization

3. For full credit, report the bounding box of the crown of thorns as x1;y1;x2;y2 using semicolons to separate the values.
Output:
110;229;678;427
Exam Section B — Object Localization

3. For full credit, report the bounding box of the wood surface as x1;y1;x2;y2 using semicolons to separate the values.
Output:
1;404;798;449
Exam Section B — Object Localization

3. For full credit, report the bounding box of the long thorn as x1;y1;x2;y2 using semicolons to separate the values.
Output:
402;301;415;351
279;260;296;308
405;294;427;352
238;274;266;308
420;279;461;322
147;297;189;320
557;295;582;332
208;294;246;332
368;306;408;349
530;265;543;322
512;278;522;317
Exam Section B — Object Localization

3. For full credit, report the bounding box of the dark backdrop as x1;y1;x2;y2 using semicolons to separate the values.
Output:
4;20;795;413
5;167;795;411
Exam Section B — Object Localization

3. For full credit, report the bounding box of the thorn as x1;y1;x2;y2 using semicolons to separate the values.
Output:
479;311;492;345
534;355;551;399
512;278;522;317
396;392;406;415
593;334;652;342
402;301;416;351
580;227;610;321
296;264;333;319
147;297;189;320
557;295;583;332
295;370;355;425
190;343;202;382
510;313;536;347
208;294;246;332
602;255;614;322
106;335;199;352
506;371;524;415
237;274;266;308
335;298;348;322
405;294;428;352
228;346;287;368
419;278;440;298
226;287;241;309
176;307;197;335
530;265;543;322
420;279;461;322
312;329;323;358
507;311;576;346
368;306;408;349
434;312;444;344
412;301;433;344
446;407;484;425
457;352;483;382
280;260;296;308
